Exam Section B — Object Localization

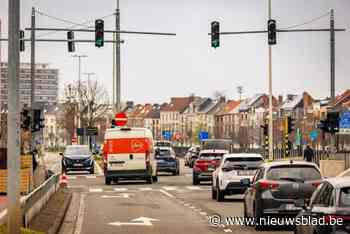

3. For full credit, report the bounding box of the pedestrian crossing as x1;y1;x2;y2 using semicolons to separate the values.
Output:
83;185;212;193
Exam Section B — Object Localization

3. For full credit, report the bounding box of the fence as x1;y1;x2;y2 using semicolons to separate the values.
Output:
0;172;60;227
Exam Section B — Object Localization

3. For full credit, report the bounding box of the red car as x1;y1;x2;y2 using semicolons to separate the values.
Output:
192;149;228;185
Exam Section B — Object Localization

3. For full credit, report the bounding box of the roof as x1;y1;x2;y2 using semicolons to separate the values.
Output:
199;149;229;154
332;89;350;108
162;97;193;113
261;160;320;169
216;100;240;115
281;95;303;110
144;105;161;119
325;177;350;189
238;94;264;111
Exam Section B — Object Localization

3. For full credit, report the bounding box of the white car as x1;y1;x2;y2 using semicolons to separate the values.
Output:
212;153;264;202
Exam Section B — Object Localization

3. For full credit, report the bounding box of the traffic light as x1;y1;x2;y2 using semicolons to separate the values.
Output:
267;19;277;45
67;31;75;53
20;30;25;52
211;21;220;48
32;109;45;132
95;19;104;48
111;119;116;128
20;109;31;130
287;116;296;134
261;123;268;136
327;112;340;134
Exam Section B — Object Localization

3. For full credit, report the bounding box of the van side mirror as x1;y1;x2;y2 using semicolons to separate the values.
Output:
240;178;251;187
59;152;63;156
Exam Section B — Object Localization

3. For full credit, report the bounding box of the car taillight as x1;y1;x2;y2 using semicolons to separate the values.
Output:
312;182;321;188
258;179;279;191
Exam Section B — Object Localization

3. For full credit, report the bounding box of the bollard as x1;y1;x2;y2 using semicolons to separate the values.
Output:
59;174;68;188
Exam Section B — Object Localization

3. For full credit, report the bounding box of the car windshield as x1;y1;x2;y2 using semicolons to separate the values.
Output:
156;149;172;157
65;147;90;156
225;157;263;162
339;187;350;207
199;153;224;160
266;165;321;181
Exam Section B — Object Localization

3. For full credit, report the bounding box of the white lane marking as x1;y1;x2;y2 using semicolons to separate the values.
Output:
189;206;196;209
114;188;128;192
94;161;104;176
74;194;86;234
67;176;77;180
86;175;96;179
109;217;160;227
159;189;175;198
224;229;232;232
162;186;177;191
199;212;207;216
185;174;192;177
67;185;86;189
89;188;103;193
139;188;152;191
101;193;131;198
183;203;191;207
186;186;201;190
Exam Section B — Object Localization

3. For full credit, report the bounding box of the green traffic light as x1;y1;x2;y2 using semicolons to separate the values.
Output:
212;40;220;48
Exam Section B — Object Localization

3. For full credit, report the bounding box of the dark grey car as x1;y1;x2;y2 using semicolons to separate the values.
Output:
243;161;322;230
294;177;350;234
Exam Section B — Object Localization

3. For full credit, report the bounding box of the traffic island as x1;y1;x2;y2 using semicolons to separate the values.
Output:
28;188;72;234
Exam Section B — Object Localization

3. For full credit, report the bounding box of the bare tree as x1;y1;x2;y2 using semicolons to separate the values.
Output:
213;90;226;100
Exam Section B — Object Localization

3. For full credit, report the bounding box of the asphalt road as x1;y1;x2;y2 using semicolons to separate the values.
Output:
58;159;293;234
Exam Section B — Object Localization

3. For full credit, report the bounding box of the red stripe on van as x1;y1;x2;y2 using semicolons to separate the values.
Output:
104;138;152;155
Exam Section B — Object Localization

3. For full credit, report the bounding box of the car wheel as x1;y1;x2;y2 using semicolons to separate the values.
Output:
193;174;199;185
105;177;112;185
216;186;225;202
211;186;217;199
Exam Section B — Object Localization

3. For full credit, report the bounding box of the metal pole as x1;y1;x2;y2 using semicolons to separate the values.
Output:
330;9;335;101
116;0;121;112
7;0;22;232
268;0;273;160
83;72;95;149
113;30;116;113
31;7;35;108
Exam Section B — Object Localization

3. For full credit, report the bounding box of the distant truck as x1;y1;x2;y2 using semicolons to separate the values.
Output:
103;127;158;185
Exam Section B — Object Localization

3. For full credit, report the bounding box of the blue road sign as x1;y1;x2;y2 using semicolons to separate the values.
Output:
309;130;318;141
198;131;209;141
162;131;172;140
340;111;350;128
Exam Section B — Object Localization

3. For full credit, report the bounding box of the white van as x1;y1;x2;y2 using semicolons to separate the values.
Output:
103;127;158;185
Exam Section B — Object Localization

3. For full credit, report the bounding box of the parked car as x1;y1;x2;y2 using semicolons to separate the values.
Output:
338;168;350;177
212;153;264;202
155;147;180;175
61;145;95;174
192;149;228;185
185;145;200;167
294;177;350;234
243;160;323;230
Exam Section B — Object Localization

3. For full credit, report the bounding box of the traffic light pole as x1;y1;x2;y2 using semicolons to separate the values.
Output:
7;0;22;232
209;3;345;161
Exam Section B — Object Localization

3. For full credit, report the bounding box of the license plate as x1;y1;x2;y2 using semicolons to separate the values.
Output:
238;170;255;176
158;160;164;163
74;163;83;167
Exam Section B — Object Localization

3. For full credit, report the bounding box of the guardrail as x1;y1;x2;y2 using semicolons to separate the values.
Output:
0;172;61;227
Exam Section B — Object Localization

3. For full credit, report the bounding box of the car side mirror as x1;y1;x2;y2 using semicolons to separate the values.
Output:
295;199;307;209
59;152;63;156
240;178;251;187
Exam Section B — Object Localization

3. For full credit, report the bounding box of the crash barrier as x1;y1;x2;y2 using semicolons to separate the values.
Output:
0;173;60;228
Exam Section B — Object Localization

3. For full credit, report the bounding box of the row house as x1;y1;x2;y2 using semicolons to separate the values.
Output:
144;104;162;140
214;100;240;140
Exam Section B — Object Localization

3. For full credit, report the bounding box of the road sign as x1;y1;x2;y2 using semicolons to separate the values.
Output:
309;130;318;141
162;131;172;140
198;131;209;141
86;127;98;136
108;217;160;226
339;111;350;134
174;133;182;140
115;112;128;126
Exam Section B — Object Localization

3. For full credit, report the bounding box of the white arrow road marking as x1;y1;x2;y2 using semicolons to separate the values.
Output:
114;188;128;192
89;188;103;193
108;217;160;227
139;187;152;191
101;193;132;199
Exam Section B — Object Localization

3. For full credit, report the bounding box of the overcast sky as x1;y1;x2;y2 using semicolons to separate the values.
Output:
0;0;349;104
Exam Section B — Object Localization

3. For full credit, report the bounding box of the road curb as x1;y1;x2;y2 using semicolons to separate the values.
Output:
47;189;73;234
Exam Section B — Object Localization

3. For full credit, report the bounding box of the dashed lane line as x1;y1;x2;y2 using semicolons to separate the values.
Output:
89;188;103;193
114;188;128;192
